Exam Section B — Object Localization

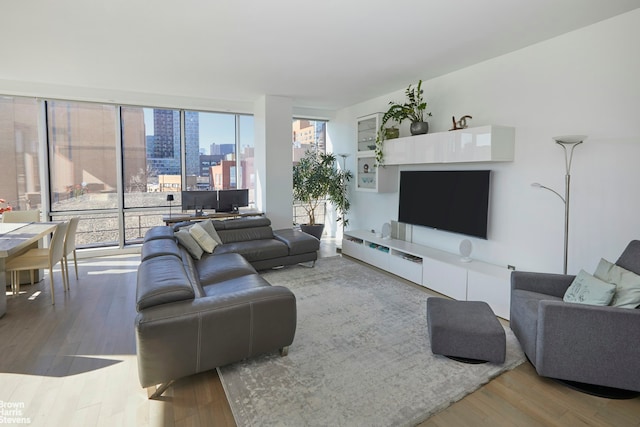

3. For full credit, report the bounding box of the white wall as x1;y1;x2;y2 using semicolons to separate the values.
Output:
254;95;294;230
331;9;640;274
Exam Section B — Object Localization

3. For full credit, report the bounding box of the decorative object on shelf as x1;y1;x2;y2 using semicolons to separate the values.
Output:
384;127;400;140
531;134;587;274
363;163;369;173
293;150;353;239
459;239;473;262
381;222;391;239
166;194;174;218
375;80;432;166
449;115;473;131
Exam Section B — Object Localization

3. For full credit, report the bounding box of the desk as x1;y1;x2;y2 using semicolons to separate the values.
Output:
0;222;57;317
162;210;264;226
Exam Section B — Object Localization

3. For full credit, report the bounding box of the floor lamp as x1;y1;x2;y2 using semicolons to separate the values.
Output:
166;194;174;218
532;135;587;274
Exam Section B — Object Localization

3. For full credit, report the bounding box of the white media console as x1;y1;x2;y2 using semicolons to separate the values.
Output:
342;230;512;319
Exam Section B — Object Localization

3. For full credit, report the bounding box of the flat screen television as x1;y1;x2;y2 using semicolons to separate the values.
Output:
398;170;491;239
217;189;249;213
181;190;218;215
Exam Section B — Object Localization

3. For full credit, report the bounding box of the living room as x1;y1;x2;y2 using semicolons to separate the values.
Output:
1;1;640;426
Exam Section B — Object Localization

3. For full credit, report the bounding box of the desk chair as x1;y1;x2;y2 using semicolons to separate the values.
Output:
5;221;69;304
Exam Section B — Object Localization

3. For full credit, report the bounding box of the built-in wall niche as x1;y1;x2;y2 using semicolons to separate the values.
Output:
355;113;398;193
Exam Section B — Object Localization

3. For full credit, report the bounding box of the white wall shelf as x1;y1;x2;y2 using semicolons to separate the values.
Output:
342;230;512;319
383;125;515;165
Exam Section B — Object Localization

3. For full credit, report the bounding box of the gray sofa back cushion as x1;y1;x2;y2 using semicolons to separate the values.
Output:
217;225;274;243
616;240;640;275
136;255;195;311
141;237;182;262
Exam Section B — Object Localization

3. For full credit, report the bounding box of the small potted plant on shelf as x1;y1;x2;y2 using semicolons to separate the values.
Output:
293;150;352;240
375;79;432;165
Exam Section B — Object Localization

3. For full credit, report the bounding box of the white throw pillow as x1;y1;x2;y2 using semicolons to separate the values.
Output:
174;229;204;260
189;223;218;253
594;258;640;309
199;219;223;244
563;269;616;306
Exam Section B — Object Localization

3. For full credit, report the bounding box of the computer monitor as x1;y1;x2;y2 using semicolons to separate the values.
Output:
217;189;249;213
181;191;218;216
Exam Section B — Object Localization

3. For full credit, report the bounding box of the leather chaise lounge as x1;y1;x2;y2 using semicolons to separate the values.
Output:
135;217;319;398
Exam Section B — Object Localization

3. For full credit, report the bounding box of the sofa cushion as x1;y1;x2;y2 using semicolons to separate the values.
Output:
189;223;218;253
217;226;274;244
214;239;288;262
196;253;257;287
594;258;640;308
273;228;320;255
220;217;271;230
141;237;182;262
202;273;271;297
144;226;175;242
510;289;562;363
136;255;195;311
175;229;204;260
563;269;616;306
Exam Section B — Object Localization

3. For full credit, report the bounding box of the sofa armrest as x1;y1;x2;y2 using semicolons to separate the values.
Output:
511;271;575;298
135;285;296;388
536;301;640;391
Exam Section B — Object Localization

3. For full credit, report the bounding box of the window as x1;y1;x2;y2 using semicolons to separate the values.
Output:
0;97;41;213
1;96;254;248
292;119;327;225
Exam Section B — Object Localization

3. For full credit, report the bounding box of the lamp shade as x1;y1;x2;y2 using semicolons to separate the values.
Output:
553;135;587;145
166;194;174;202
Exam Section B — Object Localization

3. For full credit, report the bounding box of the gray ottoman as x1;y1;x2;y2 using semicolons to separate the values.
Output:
427;298;506;364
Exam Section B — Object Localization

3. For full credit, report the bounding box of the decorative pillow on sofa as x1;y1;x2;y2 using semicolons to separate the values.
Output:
174;229;204;260
594;258;640;309
189;223;218;253
199;219;223;244
563;269;616;306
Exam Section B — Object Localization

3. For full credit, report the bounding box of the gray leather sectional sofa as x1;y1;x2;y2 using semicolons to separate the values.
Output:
135;217;319;398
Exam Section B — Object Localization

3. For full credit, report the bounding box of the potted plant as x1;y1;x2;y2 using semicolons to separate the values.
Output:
293;150;352;239
375;79;432;165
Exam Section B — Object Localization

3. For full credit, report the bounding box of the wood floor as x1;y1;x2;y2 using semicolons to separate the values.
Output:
1;242;638;426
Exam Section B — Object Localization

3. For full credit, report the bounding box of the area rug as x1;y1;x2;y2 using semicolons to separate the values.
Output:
217;256;525;427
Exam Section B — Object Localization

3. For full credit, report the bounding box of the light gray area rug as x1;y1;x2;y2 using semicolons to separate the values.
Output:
218;256;525;427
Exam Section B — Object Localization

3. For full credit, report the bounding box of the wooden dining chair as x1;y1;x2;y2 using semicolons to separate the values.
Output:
63;216;80;284
5;221;69;304
2;210;40;223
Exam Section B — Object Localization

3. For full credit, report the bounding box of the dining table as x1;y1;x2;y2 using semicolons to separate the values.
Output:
0;222;58;317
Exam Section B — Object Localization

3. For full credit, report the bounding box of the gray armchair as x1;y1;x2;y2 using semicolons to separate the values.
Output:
510;240;640;394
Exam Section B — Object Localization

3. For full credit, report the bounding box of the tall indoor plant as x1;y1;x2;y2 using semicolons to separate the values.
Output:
293;150;352;239
375;79;432;165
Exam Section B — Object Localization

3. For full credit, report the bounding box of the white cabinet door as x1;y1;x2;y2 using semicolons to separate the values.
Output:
388;254;422;284
422;257;467;300
467;269;512;320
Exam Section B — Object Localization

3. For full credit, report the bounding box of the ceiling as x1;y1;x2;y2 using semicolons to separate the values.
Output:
1;0;639;111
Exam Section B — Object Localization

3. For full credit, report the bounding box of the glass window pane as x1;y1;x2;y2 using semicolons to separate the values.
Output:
293;119;327;224
52;213;119;248
124;210;167;244
0;96;41;215
122;107;175;208
191;112;236;191
48;100;118;211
